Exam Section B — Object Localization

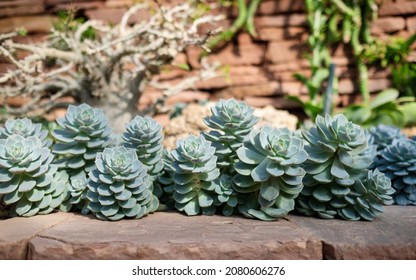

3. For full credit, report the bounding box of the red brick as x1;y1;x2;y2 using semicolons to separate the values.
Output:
371;17;406;34
379;1;416;16
257;27;307;41
407;16;416;32
255;14;307;28
258;0;305;15
0;16;56;33
266;41;307;64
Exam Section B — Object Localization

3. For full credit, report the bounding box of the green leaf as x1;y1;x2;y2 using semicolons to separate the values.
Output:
183;198;200;216
101;204;119;217
260;207;288;218
312;186;332;202
198;191;214;207
251;158;271;182
308;198;326;212
369;89;399;109
274;195;295;211
259;181;279;202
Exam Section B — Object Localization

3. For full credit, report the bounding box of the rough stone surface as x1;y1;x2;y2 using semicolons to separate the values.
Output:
27;212;321;260
0;212;70;260
290;206;416;260
0;206;415;260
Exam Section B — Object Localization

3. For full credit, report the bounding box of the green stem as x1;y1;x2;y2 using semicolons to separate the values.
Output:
205;0;248;52
246;0;262;36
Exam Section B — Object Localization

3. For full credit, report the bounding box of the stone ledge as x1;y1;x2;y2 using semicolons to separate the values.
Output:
0;206;414;260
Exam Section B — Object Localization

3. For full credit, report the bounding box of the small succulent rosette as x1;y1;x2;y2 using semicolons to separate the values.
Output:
52;103;113;174
87;146;158;221
296;114;394;221
0;135;67;216
234;126;308;221
203;99;259;171
0;118;52;147
369;124;407;152
123;115;164;183
214;174;239;216
376;138;416;205
67;171;90;213
171;134;220;216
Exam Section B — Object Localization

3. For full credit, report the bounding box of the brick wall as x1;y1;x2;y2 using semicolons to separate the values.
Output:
1;0;416;112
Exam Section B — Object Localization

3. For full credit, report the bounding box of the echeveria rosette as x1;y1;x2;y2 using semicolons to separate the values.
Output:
233;126;308;220
296;114;390;221
0;118;52;148
375;139;416;205
0;135;67;216
301;114;370;188
369;124;407;152
87;146;159;221
171;134;220;216
154;150;175;207
67;172;90;213
123;116;164;184
52;103;113;175
214;175;239;216
297;169;394;221
203;99;259;172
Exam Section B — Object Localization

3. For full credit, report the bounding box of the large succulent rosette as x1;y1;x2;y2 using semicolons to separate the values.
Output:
203;99;259;172
0;118;52;147
0;135;67;216
375;138;416;205
52;103;113;175
123;115;164;185
296;114;393;220
234;126;308;220
171;134;220;216
87;146;159;221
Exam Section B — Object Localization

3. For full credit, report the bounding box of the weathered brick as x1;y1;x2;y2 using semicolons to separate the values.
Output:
257;27;307;41
371;17;406;34
266;41;307;64
255;14;307;28
0;16;56;33
258;0;305;15
379;1;416;16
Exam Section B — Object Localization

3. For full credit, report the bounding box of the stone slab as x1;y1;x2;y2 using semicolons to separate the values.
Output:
0;212;70;259
27;212;322;260
290;206;416;260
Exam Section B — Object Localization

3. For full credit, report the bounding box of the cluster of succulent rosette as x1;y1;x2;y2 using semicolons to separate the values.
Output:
0;99;412;222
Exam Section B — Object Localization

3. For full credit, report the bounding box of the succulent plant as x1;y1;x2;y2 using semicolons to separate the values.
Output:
52;103;113;175
67;171;90;213
369;124;407;152
214;174;239;216
233;126;308;220
375;138;416;205
297;169;394;221
123;115;164;185
0;118;52;147
296;114;393;220
86;146;159;221
0;134;68;216
171;134;220;216
203;99;259;172
154;149;175;206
